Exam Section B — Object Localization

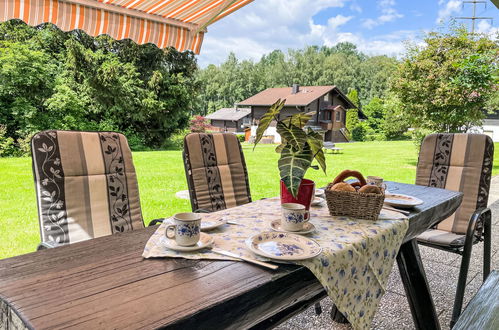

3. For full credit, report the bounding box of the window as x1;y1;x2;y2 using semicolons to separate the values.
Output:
324;94;329;101
336;111;341;122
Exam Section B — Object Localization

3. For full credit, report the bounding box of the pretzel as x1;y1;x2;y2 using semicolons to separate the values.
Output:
331;170;367;187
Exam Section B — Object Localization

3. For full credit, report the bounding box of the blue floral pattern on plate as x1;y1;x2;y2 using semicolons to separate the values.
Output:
247;232;322;260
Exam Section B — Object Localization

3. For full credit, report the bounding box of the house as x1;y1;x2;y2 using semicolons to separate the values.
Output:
205;107;251;133
237;84;366;142
480;111;499;142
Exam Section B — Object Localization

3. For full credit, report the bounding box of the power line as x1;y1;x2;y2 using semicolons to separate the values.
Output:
454;0;494;34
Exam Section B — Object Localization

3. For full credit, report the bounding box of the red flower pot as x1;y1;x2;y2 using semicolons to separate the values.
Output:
280;179;315;218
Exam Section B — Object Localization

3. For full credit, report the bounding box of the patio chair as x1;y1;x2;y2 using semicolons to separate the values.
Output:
183;133;252;213
31;130;155;249
415;133;493;327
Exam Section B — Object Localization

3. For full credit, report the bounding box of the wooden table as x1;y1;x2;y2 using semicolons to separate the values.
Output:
0;182;462;330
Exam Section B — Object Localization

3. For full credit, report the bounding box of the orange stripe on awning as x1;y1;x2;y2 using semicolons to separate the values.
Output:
1;0;254;54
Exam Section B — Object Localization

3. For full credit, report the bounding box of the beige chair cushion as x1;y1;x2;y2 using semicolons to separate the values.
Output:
417;229;467;248
183;133;251;212
31;131;144;246
416;133;493;235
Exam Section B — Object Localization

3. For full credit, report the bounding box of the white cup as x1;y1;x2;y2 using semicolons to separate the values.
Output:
165;213;201;246
281;203;309;231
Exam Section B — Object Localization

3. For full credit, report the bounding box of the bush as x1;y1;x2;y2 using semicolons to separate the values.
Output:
410;128;434;153
365;132;386;141
351;123;371;141
0;125;15;157
163;129;189;150
236;134;245;143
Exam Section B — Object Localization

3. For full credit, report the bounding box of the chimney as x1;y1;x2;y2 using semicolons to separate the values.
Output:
292;84;300;94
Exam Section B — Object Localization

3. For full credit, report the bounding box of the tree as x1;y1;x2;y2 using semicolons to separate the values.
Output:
345;89;360;137
392;27;498;133
195;44;400;115
0;20;198;154
189;115;211;132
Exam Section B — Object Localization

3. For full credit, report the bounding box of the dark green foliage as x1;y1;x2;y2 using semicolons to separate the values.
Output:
351;124;367;142
0;20;197;155
236;134;245;143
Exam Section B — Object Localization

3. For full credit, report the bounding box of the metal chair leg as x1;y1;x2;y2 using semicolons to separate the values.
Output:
483;213;492;281
450;235;473;327
314;302;322;315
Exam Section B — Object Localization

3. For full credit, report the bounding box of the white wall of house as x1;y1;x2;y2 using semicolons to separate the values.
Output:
250;126;281;143
479;123;499;142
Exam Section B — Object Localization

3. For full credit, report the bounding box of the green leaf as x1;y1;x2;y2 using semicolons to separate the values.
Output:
275;144;285;153
278;144;313;198
276;121;308;150
281;111;315;128
253;99;285;149
306;128;326;174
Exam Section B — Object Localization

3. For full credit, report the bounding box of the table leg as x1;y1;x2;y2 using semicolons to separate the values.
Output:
396;239;440;330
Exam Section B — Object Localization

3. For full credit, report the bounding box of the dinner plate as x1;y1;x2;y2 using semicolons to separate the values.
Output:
311;197;325;206
200;214;227;231
246;232;322;261
161;232;214;252
270;220;316;234
384;193;423;209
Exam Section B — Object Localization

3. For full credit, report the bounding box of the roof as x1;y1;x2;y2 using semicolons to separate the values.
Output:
206;108;251;121
237;85;356;109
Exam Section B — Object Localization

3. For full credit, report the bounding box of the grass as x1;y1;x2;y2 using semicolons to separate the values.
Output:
1;140;498;260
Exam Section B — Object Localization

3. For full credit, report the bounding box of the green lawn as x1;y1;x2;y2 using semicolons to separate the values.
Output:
1;140;498;260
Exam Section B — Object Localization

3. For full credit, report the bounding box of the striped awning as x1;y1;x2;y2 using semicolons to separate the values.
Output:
0;0;253;53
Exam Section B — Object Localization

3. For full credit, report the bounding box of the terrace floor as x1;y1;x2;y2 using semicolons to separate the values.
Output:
278;176;499;330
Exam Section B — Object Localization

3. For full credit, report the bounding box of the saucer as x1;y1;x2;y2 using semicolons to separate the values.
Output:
161;232;214;252
311;197;325;206
200;214;227;231
246;232;322;261
270;220;316;234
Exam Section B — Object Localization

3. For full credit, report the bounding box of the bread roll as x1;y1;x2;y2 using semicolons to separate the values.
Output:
330;182;356;192
358;185;381;194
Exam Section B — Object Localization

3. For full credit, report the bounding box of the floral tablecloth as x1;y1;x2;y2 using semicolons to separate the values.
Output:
143;197;409;330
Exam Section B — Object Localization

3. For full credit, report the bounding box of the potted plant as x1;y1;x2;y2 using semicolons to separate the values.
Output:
253;99;326;207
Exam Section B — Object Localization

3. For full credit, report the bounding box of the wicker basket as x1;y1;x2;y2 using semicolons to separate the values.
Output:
325;170;385;221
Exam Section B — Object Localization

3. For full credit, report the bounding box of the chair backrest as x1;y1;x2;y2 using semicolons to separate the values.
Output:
416;133;493;234
183;133;251;212
31;130;144;246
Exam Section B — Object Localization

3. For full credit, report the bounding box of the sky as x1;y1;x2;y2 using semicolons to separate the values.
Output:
196;0;499;67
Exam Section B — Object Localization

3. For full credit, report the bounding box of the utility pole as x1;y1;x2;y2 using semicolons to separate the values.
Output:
454;0;493;34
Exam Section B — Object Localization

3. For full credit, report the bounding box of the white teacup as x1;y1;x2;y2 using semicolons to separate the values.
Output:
281;203;309;231
166;213;201;246
367;176;384;187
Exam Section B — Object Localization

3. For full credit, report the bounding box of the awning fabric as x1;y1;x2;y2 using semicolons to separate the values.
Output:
0;0;253;53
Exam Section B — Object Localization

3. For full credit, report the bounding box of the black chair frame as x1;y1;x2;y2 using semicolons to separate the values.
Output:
418;207;492;328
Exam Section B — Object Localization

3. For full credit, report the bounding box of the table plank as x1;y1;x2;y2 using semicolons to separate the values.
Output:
0;183;462;329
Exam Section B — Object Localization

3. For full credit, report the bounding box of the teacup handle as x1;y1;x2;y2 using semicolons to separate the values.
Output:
165;224;176;239
304;210;310;221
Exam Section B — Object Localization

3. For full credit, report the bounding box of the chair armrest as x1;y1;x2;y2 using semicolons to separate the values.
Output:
465;207;491;243
148;218;165;226
37;242;57;250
